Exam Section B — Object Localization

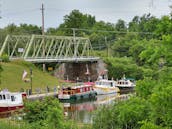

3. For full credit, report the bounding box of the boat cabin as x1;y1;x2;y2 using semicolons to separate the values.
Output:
95;79;116;87
0;91;23;105
62;85;94;95
117;78;136;87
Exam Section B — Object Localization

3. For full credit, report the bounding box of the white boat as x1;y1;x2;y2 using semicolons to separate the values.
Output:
116;76;136;90
94;79;120;95
0;90;26;113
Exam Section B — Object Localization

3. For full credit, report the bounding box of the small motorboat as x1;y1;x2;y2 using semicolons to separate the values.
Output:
0;90;26;113
116;75;136;91
94;79;120;95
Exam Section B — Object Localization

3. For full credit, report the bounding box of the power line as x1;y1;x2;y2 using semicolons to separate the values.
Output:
57;27;156;35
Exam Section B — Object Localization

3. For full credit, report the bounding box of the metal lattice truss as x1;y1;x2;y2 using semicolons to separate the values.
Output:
0;35;99;63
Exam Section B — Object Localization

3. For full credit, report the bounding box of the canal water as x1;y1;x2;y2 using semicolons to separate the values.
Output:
62;93;124;123
0;93;130;122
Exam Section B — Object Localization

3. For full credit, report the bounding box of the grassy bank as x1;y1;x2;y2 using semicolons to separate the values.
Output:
0;60;59;92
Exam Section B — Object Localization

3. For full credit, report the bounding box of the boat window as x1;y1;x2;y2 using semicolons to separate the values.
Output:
96;82;100;85
11;96;15;101
106;82;109;86
7;94;10;99
0;95;2;100
3;95;6;100
102;82;106;86
110;82;113;87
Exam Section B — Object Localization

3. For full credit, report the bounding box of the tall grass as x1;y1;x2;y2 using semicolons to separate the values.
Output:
0;119;30;129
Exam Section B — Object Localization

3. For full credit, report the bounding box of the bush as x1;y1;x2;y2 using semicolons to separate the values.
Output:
1;54;10;62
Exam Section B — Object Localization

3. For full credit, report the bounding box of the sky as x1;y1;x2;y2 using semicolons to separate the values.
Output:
0;0;172;29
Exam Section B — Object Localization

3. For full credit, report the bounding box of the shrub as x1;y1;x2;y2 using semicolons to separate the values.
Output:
1;54;10;62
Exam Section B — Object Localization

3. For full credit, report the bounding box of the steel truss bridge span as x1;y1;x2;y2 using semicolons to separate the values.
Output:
0;35;99;63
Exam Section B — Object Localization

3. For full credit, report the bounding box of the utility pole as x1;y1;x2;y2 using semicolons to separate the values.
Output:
41;3;46;71
105;36;108;57
0;59;2;87
30;68;33;95
0;0;2;19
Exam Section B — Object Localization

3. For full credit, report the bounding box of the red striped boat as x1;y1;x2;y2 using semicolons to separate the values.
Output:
0;90;26;113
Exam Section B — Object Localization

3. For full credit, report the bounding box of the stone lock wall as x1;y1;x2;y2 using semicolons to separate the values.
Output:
54;60;107;82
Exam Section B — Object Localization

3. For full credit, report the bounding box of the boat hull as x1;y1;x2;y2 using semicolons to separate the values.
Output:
59;91;97;102
94;87;119;95
0;105;24;113
117;86;135;93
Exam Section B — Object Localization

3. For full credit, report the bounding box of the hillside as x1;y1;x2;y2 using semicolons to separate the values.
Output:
0;60;60;92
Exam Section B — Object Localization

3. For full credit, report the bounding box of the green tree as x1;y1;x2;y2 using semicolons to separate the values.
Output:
115;19;127;32
90;21;116;48
139;39;165;67
104;57;144;80
135;78;157;99
92;97;149;129
155;16;172;37
150;83;172;128
58;10;96;36
19;24;42;34
24;97;64;129
128;16;140;32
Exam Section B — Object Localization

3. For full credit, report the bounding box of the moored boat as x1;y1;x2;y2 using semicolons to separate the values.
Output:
0;90;26;113
94;79;120;95
58;83;97;101
116;76;136;91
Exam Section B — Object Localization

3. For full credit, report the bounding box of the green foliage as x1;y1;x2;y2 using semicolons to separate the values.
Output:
135;78;157;99
3;23;41;35
0;120;31;129
104;57;144;80
47;103;64;128
155;16;172;36
115;19;127;32
19;23;42;34
1;54;10;62
128;14;159;39
92;106;114;129
139;39;166;68
90;21;116;48
24;97;64;129
92;97;149;129
140;121;163;129
58;10;96;36
129;39;146;65
150;83;172;128
23;97;81;129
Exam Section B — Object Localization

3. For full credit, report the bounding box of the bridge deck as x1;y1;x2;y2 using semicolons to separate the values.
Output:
10;57;99;63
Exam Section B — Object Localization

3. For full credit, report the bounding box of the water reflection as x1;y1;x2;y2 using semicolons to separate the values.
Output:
63;94;120;123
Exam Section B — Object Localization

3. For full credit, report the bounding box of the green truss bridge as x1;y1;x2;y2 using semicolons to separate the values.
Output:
0;35;99;63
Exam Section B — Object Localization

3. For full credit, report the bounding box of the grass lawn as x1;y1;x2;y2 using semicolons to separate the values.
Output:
0;60;60;92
